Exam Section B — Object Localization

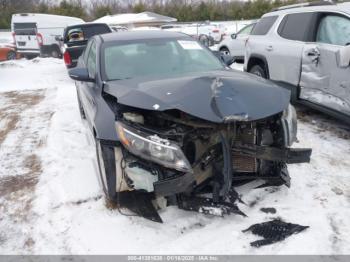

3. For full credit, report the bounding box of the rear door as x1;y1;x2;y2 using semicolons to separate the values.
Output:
229;23;255;57
300;12;350;115
267;12;317;86
13;23;39;50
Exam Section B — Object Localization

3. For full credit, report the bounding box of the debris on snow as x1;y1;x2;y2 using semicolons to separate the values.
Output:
243;219;309;247
260;208;277;214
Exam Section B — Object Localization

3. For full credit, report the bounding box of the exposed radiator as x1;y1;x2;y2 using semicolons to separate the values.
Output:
232;126;257;173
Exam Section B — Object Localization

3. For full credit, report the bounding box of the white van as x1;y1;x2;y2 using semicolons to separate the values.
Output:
11;13;84;58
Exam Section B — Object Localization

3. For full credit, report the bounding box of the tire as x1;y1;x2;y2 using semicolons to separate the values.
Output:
51;47;61;59
76;90;86;119
199;35;210;47
249;64;268;79
96;139;118;201
24;54;35;60
290;86;299;104
7;51;16;60
220;47;230;56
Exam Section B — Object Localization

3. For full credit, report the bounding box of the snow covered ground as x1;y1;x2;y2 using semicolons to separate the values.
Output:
0;58;349;255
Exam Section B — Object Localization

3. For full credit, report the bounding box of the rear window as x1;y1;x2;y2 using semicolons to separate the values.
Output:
64;24;111;43
13;23;36;35
278;13;315;41
251;16;278;35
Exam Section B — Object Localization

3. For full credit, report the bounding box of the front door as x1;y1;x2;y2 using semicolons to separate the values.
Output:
300;13;350;116
80;40;99;126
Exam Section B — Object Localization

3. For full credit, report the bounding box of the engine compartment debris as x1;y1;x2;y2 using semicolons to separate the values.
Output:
112;105;312;222
243;219;309;247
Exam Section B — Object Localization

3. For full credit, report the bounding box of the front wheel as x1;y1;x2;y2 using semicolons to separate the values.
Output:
199;35;210;47
220;47;230;56
7;51;16;60
51;46;62;59
95;139;118;201
249;64;268;79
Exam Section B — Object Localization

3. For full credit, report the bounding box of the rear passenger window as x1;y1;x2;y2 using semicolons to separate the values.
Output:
317;14;350;46
251;16;278;35
278;13;315;41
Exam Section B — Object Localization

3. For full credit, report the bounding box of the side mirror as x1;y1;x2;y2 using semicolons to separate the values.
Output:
231;33;237;39
212;51;235;66
337;45;350;68
221;54;235;67
69;67;94;82
55;36;63;42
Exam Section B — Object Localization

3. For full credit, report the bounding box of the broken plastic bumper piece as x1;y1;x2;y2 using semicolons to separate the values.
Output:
154;172;195;196
243;219;309;247
232;143;312;164
178;195;246;217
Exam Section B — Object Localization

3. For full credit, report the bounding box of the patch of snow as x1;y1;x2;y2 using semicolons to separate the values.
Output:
0;59;349;254
152;104;160;110
0;58;68;92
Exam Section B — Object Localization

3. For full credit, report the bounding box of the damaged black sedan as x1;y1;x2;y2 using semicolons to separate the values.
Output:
69;31;311;222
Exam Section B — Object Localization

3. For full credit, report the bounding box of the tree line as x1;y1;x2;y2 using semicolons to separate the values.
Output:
0;0;303;29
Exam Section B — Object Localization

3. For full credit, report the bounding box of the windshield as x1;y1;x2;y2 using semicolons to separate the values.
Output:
103;39;224;81
13;23;37;36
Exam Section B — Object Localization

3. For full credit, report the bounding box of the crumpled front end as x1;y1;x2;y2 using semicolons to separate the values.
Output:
111;104;311;222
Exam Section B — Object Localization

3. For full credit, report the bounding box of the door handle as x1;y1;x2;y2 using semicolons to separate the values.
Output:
307;49;320;66
266;45;273;51
307;51;320;57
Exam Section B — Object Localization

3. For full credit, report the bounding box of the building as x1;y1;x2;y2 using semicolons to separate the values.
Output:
93;11;177;29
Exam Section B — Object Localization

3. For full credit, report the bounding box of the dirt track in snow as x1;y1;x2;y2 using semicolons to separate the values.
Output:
0;89;53;251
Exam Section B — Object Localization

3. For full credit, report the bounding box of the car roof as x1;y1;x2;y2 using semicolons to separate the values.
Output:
99;30;190;42
264;2;350;17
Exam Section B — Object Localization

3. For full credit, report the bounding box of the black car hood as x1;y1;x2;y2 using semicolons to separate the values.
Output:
104;70;290;123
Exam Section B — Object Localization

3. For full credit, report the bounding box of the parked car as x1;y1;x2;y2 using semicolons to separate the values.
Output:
164;22;224;46
245;1;350;123
61;23;112;68
0;38;17;61
110;26;128;32
68;31;311;222
218;22;256;62
11;13;84;59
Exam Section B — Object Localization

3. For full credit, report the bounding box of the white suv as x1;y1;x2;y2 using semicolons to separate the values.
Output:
244;1;350;123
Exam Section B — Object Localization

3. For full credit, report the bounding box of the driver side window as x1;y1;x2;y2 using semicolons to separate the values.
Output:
239;24;254;35
87;41;97;79
317;14;350;46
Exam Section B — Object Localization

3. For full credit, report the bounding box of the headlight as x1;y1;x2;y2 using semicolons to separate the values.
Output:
116;121;192;173
282;104;297;147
